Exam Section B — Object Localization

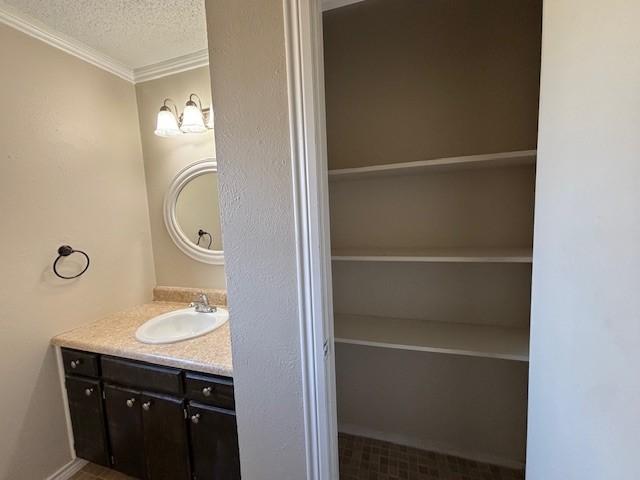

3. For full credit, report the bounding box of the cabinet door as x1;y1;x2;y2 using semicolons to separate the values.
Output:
104;384;146;479
65;376;109;466
188;402;241;480
141;392;191;480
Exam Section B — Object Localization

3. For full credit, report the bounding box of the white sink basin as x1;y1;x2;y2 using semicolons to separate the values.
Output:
135;308;229;344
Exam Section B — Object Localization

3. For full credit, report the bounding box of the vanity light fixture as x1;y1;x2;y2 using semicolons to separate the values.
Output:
154;93;214;137
155;100;181;137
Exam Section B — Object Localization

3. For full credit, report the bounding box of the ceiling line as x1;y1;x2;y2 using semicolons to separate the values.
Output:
133;49;209;83
0;1;134;82
0;2;212;84
0;0;361;84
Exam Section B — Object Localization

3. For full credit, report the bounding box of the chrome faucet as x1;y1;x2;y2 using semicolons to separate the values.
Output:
189;292;217;313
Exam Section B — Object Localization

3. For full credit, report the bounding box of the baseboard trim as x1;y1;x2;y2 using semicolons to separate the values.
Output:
322;0;367;11
46;458;87;480
338;423;525;470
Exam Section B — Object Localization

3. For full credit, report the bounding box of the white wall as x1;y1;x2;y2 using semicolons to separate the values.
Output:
205;1;309;479
527;0;640;478
0;24;155;480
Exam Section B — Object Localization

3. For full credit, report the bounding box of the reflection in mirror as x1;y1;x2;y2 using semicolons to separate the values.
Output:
175;172;223;251
164;158;223;265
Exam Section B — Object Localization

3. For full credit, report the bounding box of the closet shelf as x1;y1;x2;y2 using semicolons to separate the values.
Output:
331;247;533;263
328;150;536;180
334;314;530;362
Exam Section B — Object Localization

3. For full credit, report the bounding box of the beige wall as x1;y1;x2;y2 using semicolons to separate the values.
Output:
336;345;529;464
330;167;535;250
333;262;532;327
135;67;226;289
323;0;542;169
0;24;155;480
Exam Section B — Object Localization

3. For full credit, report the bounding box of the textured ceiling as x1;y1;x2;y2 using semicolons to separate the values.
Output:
1;0;207;68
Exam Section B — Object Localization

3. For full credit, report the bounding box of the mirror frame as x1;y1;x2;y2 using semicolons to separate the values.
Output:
163;158;224;265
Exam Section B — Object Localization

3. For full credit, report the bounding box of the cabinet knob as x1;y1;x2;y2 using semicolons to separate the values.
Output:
191;413;201;424
126;398;136;408
202;386;213;397
142;401;151;411
84;388;93;397
70;359;82;369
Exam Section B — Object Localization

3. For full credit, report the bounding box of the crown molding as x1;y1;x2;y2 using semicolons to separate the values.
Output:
0;2;211;84
322;0;367;11
0;1;135;82
133;49;210;83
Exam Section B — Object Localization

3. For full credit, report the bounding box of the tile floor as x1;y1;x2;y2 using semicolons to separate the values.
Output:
72;433;524;480
70;462;135;480
338;433;525;480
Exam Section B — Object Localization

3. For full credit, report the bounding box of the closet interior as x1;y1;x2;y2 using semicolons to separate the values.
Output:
324;0;542;471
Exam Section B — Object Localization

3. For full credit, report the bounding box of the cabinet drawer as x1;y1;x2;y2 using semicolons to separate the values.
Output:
101;356;183;396
62;348;100;377
185;373;234;410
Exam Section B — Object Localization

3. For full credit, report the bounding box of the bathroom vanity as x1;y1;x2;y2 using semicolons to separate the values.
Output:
52;288;238;480
61;348;238;480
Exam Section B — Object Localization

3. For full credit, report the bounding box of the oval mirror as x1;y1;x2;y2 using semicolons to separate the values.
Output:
164;158;224;264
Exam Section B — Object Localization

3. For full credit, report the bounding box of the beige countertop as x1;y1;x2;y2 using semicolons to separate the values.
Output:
51;301;233;377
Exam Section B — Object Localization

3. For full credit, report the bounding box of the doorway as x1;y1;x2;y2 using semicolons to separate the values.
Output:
290;0;543;477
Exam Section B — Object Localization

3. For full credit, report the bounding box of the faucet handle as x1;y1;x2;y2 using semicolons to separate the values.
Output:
197;292;209;305
191;292;216;313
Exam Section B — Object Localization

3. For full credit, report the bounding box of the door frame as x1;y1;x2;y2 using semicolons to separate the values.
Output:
282;0;340;478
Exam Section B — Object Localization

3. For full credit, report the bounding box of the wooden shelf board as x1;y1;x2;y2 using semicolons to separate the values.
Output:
328;150;536;180
334;314;530;362
331;247;533;263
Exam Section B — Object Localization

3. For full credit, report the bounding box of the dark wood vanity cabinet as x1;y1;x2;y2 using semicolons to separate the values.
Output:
62;348;239;480
65;375;110;466
141;392;191;480
188;403;240;480
103;385;146;479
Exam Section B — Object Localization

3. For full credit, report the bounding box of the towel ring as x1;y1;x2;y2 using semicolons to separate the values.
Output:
53;245;90;279
196;229;213;249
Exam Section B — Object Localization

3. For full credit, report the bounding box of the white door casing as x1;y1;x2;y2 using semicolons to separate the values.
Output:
283;0;339;479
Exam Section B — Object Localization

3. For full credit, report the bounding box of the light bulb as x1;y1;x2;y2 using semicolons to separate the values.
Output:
154;107;181;137
180;102;206;134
